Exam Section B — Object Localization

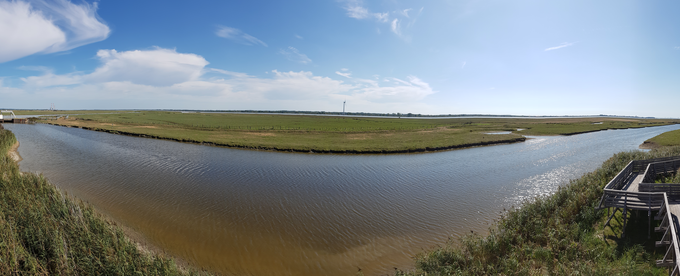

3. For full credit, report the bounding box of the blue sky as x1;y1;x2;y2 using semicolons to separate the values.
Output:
0;0;679;117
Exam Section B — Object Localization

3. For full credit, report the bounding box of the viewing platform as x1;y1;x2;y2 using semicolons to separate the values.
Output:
0;110;28;123
598;156;680;275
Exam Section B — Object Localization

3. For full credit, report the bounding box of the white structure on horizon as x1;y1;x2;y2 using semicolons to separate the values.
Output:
0;110;17;121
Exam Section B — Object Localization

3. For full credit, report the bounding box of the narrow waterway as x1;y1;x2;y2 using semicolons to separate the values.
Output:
5;123;680;275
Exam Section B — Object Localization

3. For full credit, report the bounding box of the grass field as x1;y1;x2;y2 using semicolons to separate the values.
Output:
35;111;680;153
0;127;213;275
397;147;680;275
643;129;680;148
12;110;126;116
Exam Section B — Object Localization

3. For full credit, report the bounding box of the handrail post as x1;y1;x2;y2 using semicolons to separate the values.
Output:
623;193;628;238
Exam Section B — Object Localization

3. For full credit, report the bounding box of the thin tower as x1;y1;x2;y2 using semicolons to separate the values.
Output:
343;100;346;115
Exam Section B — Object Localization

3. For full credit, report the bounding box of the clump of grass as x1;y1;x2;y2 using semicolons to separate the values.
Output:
0;129;212;275
399;147;680;275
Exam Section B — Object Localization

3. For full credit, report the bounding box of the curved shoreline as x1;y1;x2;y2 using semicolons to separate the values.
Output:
44;122;528;154
9;141;22;162
3;130;207;274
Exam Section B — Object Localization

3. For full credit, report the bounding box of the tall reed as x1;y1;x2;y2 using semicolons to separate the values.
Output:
0;129;212;275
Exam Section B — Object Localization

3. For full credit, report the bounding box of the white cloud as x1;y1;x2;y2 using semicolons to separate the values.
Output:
12;47;435;111
340;1;422;41
348;76;434;103
341;0;390;22
461;61;466;69
24;48;209;87
279;46;312;64
336;71;352;78
0;0;109;63
295;34;303;40
390;19;401;36
675;46;680;50
88;48;208;86
216;26;267;47
346;4;369;19
544;42;576;51
21;72;81;88
374;12;389;22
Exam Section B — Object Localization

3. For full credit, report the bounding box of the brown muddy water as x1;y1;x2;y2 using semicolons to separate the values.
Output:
5;123;680;275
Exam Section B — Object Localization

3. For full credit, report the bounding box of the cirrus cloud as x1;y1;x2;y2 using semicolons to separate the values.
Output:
216;25;267;47
0;0;110;63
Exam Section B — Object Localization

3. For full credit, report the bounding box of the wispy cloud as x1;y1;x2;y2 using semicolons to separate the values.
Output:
339;1;422;41
544;42;576;51
374;12;389;22
675;46;680;50
0;0;110;63
215;26;267;47
461;61;466;69
336;71;351;78
391;19;401;36
344;0;369;19
295;34;303;40
279;46;312;64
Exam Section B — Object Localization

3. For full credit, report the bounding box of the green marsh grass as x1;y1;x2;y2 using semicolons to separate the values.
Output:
398;147;680;275
0;128;212;275
645;129;680;148
39;112;680;153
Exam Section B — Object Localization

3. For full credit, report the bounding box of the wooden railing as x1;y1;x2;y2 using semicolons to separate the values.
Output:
633;157;680;173
603;161;635;190
598;156;680;274
599;190;665;211
639;159;680;193
655;194;680;274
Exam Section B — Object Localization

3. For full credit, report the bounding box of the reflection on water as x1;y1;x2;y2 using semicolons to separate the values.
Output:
5;123;680;275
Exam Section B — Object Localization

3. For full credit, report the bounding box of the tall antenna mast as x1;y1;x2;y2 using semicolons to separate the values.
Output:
343;100;346;115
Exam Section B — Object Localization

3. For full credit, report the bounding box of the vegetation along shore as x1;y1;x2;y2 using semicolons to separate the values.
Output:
38;111;679;154
396;130;680;275
0;126;213;275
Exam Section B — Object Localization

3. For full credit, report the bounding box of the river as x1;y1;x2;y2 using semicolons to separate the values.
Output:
5;123;680;275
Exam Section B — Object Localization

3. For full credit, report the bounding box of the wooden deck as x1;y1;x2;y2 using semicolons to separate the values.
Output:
623;173;646;193
598;156;680;275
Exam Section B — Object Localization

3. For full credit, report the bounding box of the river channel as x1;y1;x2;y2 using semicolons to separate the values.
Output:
5;123;680;275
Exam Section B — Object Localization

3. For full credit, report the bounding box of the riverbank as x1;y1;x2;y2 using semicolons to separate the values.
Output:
0;128;214;275
399;147;680;275
641;129;680;149
9;141;21;162
37;111;679;154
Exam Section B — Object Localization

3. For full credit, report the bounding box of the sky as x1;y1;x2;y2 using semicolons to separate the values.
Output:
0;0;679;117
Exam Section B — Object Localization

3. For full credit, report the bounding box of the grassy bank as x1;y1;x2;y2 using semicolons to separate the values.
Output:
642;129;680;148
0;127;212;275
398;146;680;275
38;111;679;153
